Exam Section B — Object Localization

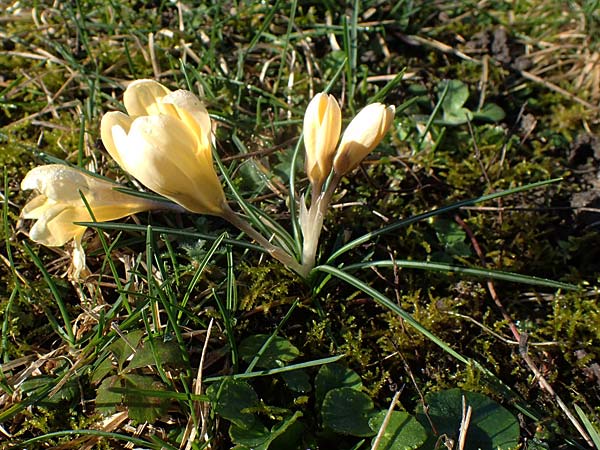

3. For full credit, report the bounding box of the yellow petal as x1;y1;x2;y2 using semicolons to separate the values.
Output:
333;103;395;175
112;115;225;214
29;204;83;246
162;90;212;151
100;111;133;169
21;164;90;203
303;93;341;189
21;165;163;248
123;79;172;117
21;194;50;220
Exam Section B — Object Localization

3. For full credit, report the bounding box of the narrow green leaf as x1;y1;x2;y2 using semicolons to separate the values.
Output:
574;404;600;449
22;241;75;345
325;178;562;264
245;300;300;373
203;354;345;383
76;221;264;252
344;260;578;290
9;429;178;450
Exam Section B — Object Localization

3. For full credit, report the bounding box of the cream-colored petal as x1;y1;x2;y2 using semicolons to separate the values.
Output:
317;95;341;173
21;164;94;203
112;115;224;214
123;79;172;117
29;204;82;246
85;202;153;222
162;90;212;150
334;103;395;175
100;111;133;169
303;93;341;189
21;195;51;220
303;93;326;167
116;115;201;178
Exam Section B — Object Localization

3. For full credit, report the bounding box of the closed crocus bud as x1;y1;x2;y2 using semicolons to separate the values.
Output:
333;103;395;176
21;164;161;277
303;93;342;192
101;79;226;216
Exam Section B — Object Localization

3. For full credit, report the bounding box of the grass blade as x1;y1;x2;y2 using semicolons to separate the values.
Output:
22;241;75;345
244;299;299;373
574;404;600;449
204;354;345;382
344;260;578;290
77;221;264;252
8;429;179;450
326;178;562;264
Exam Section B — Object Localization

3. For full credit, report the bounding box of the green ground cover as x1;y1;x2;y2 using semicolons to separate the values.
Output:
1;1;600;449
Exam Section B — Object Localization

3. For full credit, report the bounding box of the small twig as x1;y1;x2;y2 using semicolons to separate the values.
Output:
371;389;402;450
446;311;558;346
519;69;599;111
148;32;161;79
457;396;473;450
182;318;214;450
405;34;480;63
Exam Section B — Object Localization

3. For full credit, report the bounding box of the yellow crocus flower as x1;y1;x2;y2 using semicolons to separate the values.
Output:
100;79;226;215
21;164;162;277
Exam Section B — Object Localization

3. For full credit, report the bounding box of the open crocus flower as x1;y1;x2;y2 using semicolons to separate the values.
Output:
333;102;395;176
100;79;227;216
303;92;342;193
21;164;162;278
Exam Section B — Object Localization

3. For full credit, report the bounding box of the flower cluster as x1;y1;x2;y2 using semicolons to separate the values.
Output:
300;93;395;271
20;80;394;279
303;92;395;194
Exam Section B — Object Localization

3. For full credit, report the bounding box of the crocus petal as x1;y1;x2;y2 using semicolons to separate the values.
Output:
123;79;172;117
162;90;212;150
100;111;133;169
29;204;82;246
111;115;225;214
21;165;163;248
333;103;395;175
21;164;90;203
101;79;227;216
21;195;50;220
303;93;341;190
114;115;201;181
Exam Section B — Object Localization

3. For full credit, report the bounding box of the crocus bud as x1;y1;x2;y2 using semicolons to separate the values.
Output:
101;79;226;216
303;93;342;192
20;164;161;277
333;103;395;176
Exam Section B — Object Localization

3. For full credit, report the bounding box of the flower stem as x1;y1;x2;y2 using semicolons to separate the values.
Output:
299;174;340;277
220;204;304;276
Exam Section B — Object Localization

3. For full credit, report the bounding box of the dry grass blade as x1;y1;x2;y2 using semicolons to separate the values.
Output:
181;318;214;450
